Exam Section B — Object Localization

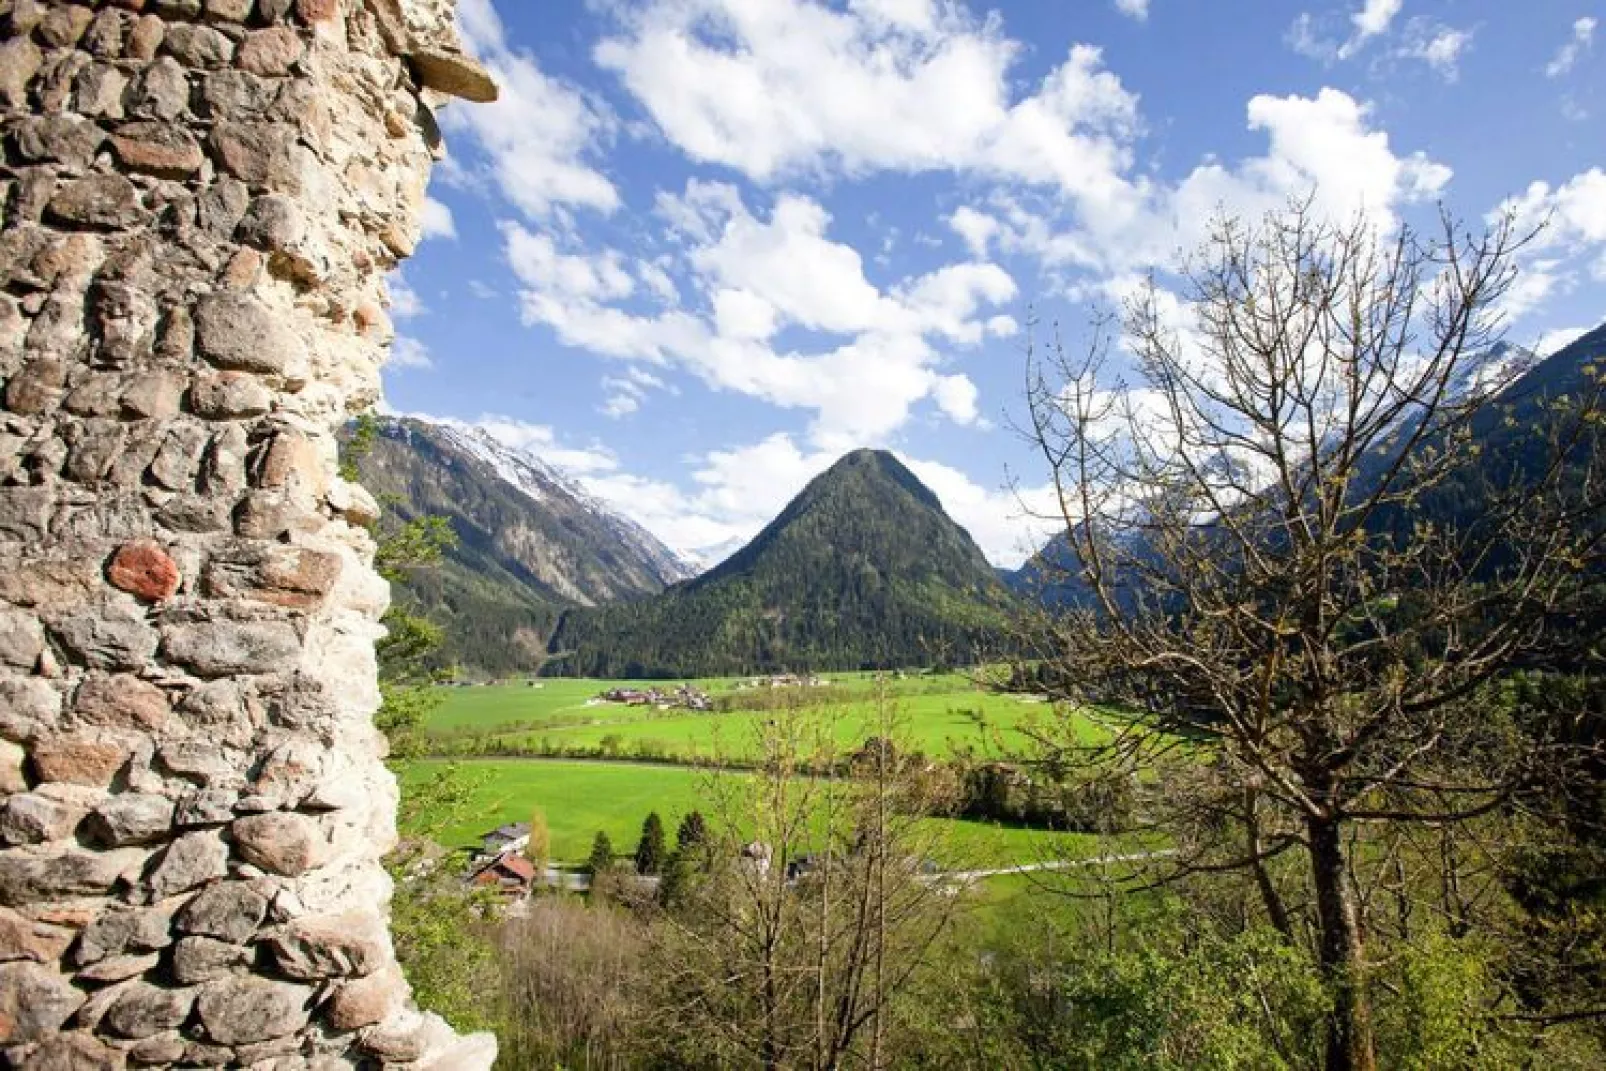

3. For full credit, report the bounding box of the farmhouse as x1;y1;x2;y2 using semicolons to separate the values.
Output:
470;853;539;898
481;821;531;856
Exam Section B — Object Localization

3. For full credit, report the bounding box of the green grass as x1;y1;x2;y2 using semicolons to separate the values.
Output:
397;758;1116;870
420;672;1106;761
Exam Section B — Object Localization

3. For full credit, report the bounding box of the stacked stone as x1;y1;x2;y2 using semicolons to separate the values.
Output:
0;1;495;1066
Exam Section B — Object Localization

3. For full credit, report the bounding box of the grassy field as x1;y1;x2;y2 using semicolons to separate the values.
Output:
420;672;1104;761
398;758;1113;870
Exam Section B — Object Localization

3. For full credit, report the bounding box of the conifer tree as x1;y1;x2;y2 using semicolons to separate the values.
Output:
635;812;666;875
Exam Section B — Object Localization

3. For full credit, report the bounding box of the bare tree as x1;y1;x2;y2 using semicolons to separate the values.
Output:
1017;202;1606;1071
652;692;961;1069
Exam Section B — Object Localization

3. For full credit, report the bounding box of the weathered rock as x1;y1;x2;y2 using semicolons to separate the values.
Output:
237;26;304;76
161;619;301;677
0;847;143;907
190;372;272;418
163;22;235;67
0;0;497;1062
230;810;322;875
78;949;160;983
0;793;85;846
0;608;46;669
105;540;181;602
52;607;159;671
0;905;75;964
269;911;387;980
146;830;229;898
44;175;144;231
0;676;63;742
195;976;313;1045
74;905;174;966
0;738;27;794
205;544;342;609
410;48;499;103
71;674;169;733
171;934;251;983
14;1031;128;1070
86;793;176;847
175;881;267;943
109;122;205;178
326;963;408;1030
102;980;196;1039
193;292;308;375
0;961;88;1044
29;731;132;788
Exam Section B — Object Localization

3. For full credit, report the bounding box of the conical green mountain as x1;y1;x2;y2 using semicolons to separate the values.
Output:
547;449;1011;677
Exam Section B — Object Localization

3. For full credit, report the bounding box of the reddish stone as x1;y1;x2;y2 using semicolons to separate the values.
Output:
296;0;338;23
74;673;170;732
237;26;305;76
107;540;181;602
29;733;131;788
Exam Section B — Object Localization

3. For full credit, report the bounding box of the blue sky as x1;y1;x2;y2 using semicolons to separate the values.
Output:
384;0;1603;568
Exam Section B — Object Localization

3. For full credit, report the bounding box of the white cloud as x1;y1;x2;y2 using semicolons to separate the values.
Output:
445;0;618;218
986;87;1451;277
389;273;424;319
1534;325;1588;357
600;367;668;418
420;197;457;240
502;184;1017;448
1398;23;1472;81
900;455;1060;567
595;0;1139;209
1114;0;1149;21
389;335;433;370
948;205;999;257
467;414;620;476
585;430;1057;567
1340;0;1403;56
1491;169;1606;322
1546;16;1596;78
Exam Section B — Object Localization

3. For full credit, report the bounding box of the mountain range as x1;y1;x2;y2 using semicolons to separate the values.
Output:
367;323;1603;677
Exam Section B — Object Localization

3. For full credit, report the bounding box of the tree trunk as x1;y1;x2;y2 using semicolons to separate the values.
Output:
1246;789;1294;939
1308;814;1377;1071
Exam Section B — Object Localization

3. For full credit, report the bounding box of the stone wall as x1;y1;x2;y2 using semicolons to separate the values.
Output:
0;1;497;1066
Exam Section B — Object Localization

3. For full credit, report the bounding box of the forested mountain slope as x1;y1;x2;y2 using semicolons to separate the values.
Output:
358;417;692;675
548;449;1012;676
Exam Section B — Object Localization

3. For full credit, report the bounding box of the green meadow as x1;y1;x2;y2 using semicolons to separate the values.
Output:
398;757;1113;870
419;671;1106;761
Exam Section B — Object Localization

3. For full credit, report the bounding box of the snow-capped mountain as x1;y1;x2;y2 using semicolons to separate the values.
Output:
429;421;698;586
350;416;695;673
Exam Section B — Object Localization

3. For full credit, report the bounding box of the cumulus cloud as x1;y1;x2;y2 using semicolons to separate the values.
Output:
594;0;1139;211
1491;168;1606;321
980;87;1451;278
1114;0;1149;21
502;184;1017;448
1546;17;1596;78
445;0;618;218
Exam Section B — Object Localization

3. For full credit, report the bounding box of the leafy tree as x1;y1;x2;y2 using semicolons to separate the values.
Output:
525;809;551;876
586;831;614;878
634;812;666;876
